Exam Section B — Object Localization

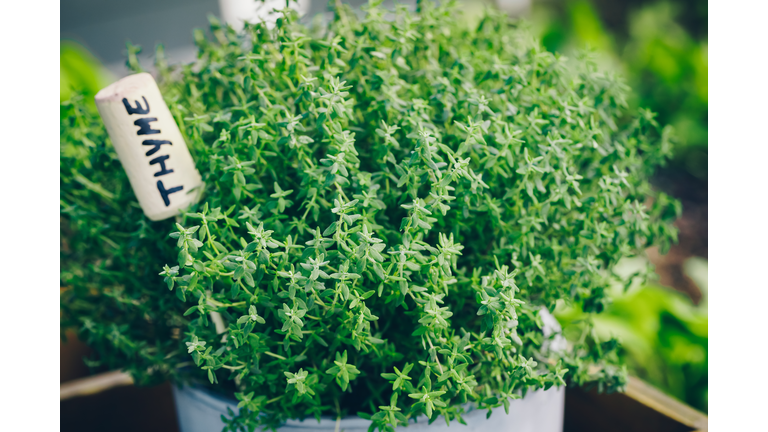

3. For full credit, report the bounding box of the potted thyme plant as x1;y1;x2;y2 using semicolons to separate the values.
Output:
60;1;680;431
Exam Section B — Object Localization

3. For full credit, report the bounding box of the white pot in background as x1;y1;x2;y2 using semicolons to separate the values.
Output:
172;309;565;432
218;0;311;31
495;0;531;17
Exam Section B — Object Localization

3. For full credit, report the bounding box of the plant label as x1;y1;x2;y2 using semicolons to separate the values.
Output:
95;73;203;221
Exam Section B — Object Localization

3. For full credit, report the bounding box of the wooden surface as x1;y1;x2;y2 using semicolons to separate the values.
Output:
563;378;707;432
61;381;180;432
60;330;91;383
624;376;708;431
60;370;134;400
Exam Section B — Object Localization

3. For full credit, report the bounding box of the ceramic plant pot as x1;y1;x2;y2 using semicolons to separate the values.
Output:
172;309;566;432
173;384;564;432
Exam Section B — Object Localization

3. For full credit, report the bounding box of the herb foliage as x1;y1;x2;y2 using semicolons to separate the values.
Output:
60;1;679;430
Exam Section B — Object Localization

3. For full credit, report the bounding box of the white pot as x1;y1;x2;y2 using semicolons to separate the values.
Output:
172;309;565;432
173;384;564;432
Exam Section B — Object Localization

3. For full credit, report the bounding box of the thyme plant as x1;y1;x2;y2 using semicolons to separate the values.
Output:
60;1;679;430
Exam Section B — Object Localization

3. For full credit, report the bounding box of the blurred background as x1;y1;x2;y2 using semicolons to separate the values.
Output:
61;0;708;414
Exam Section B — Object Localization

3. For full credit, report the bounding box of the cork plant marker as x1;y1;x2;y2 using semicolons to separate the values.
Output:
95;73;203;221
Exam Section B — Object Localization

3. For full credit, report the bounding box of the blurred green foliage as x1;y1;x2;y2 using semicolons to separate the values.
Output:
60;40;115;102
557;257;708;412
532;0;707;181
534;0;708;413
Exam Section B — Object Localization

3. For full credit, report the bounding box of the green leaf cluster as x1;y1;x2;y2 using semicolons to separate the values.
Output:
534;0;708;180
60;1;679;430
557;257;708;412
